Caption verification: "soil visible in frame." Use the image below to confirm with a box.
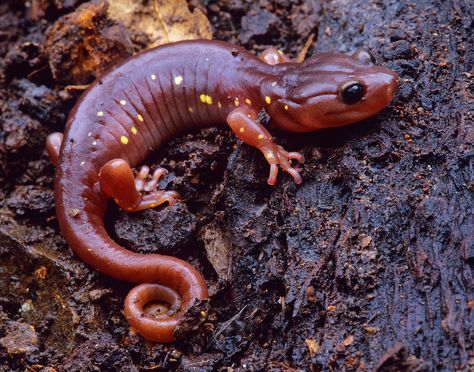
[0,0,473,371]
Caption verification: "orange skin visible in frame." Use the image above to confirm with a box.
[46,40,398,343]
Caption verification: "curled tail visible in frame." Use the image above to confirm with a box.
[56,184,208,342]
[123,260,208,342]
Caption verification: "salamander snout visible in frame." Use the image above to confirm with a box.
[386,70,399,101]
[365,67,399,111]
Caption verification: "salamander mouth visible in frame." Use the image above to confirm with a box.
[323,108,368,120]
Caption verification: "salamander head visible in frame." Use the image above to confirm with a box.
[265,49,398,132]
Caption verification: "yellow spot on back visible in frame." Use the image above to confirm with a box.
[174,75,183,85]
[120,100,126,105]
[284,104,289,110]
[151,74,157,80]
[277,50,283,55]
[120,136,129,144]
[265,96,272,104]
[234,98,240,107]
[245,98,251,105]
[97,111,104,117]
[131,126,138,134]
[199,94,213,105]
[258,134,264,139]
[239,127,245,133]
[266,152,274,159]
[137,114,144,122]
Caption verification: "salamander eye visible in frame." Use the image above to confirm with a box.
[340,81,365,104]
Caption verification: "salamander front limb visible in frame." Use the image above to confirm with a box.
[98,159,180,212]
[227,107,305,185]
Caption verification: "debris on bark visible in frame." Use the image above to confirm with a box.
[45,0,133,84]
[376,342,430,372]
[0,321,38,356]
[108,0,212,48]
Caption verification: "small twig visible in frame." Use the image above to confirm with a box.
[292,241,336,318]
[296,33,316,63]
[209,305,248,346]
[366,311,379,324]
[65,84,91,92]
[153,0,171,43]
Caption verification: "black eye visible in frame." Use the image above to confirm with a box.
[340,82,365,104]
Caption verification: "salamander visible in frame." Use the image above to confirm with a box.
[46,40,398,343]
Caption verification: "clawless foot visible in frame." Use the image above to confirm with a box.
[98,159,180,211]
[227,108,305,186]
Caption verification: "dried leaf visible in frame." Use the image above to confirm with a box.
[305,338,320,356]
[360,234,372,248]
[335,334,355,352]
[343,334,355,346]
[108,0,212,48]
[200,222,232,281]
[364,326,379,334]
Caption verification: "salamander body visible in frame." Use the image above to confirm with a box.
[47,40,398,342]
